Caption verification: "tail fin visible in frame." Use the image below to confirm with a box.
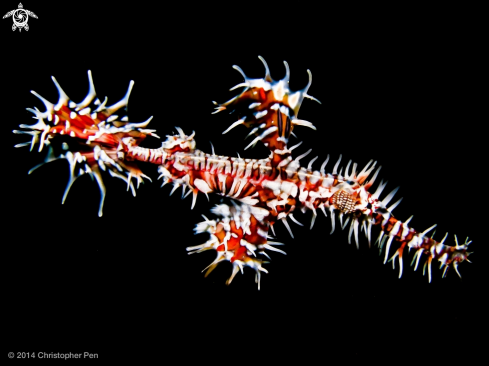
[372,214,472,282]
[317,157,472,282]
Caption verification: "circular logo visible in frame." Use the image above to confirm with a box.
[12,9,28,28]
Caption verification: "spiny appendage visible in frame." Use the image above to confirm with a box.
[214,56,320,166]
[372,214,472,282]
[336,158,473,282]
[187,203,285,290]
[282,154,473,282]
[13,71,157,216]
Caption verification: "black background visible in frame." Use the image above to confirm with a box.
[3,1,485,361]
